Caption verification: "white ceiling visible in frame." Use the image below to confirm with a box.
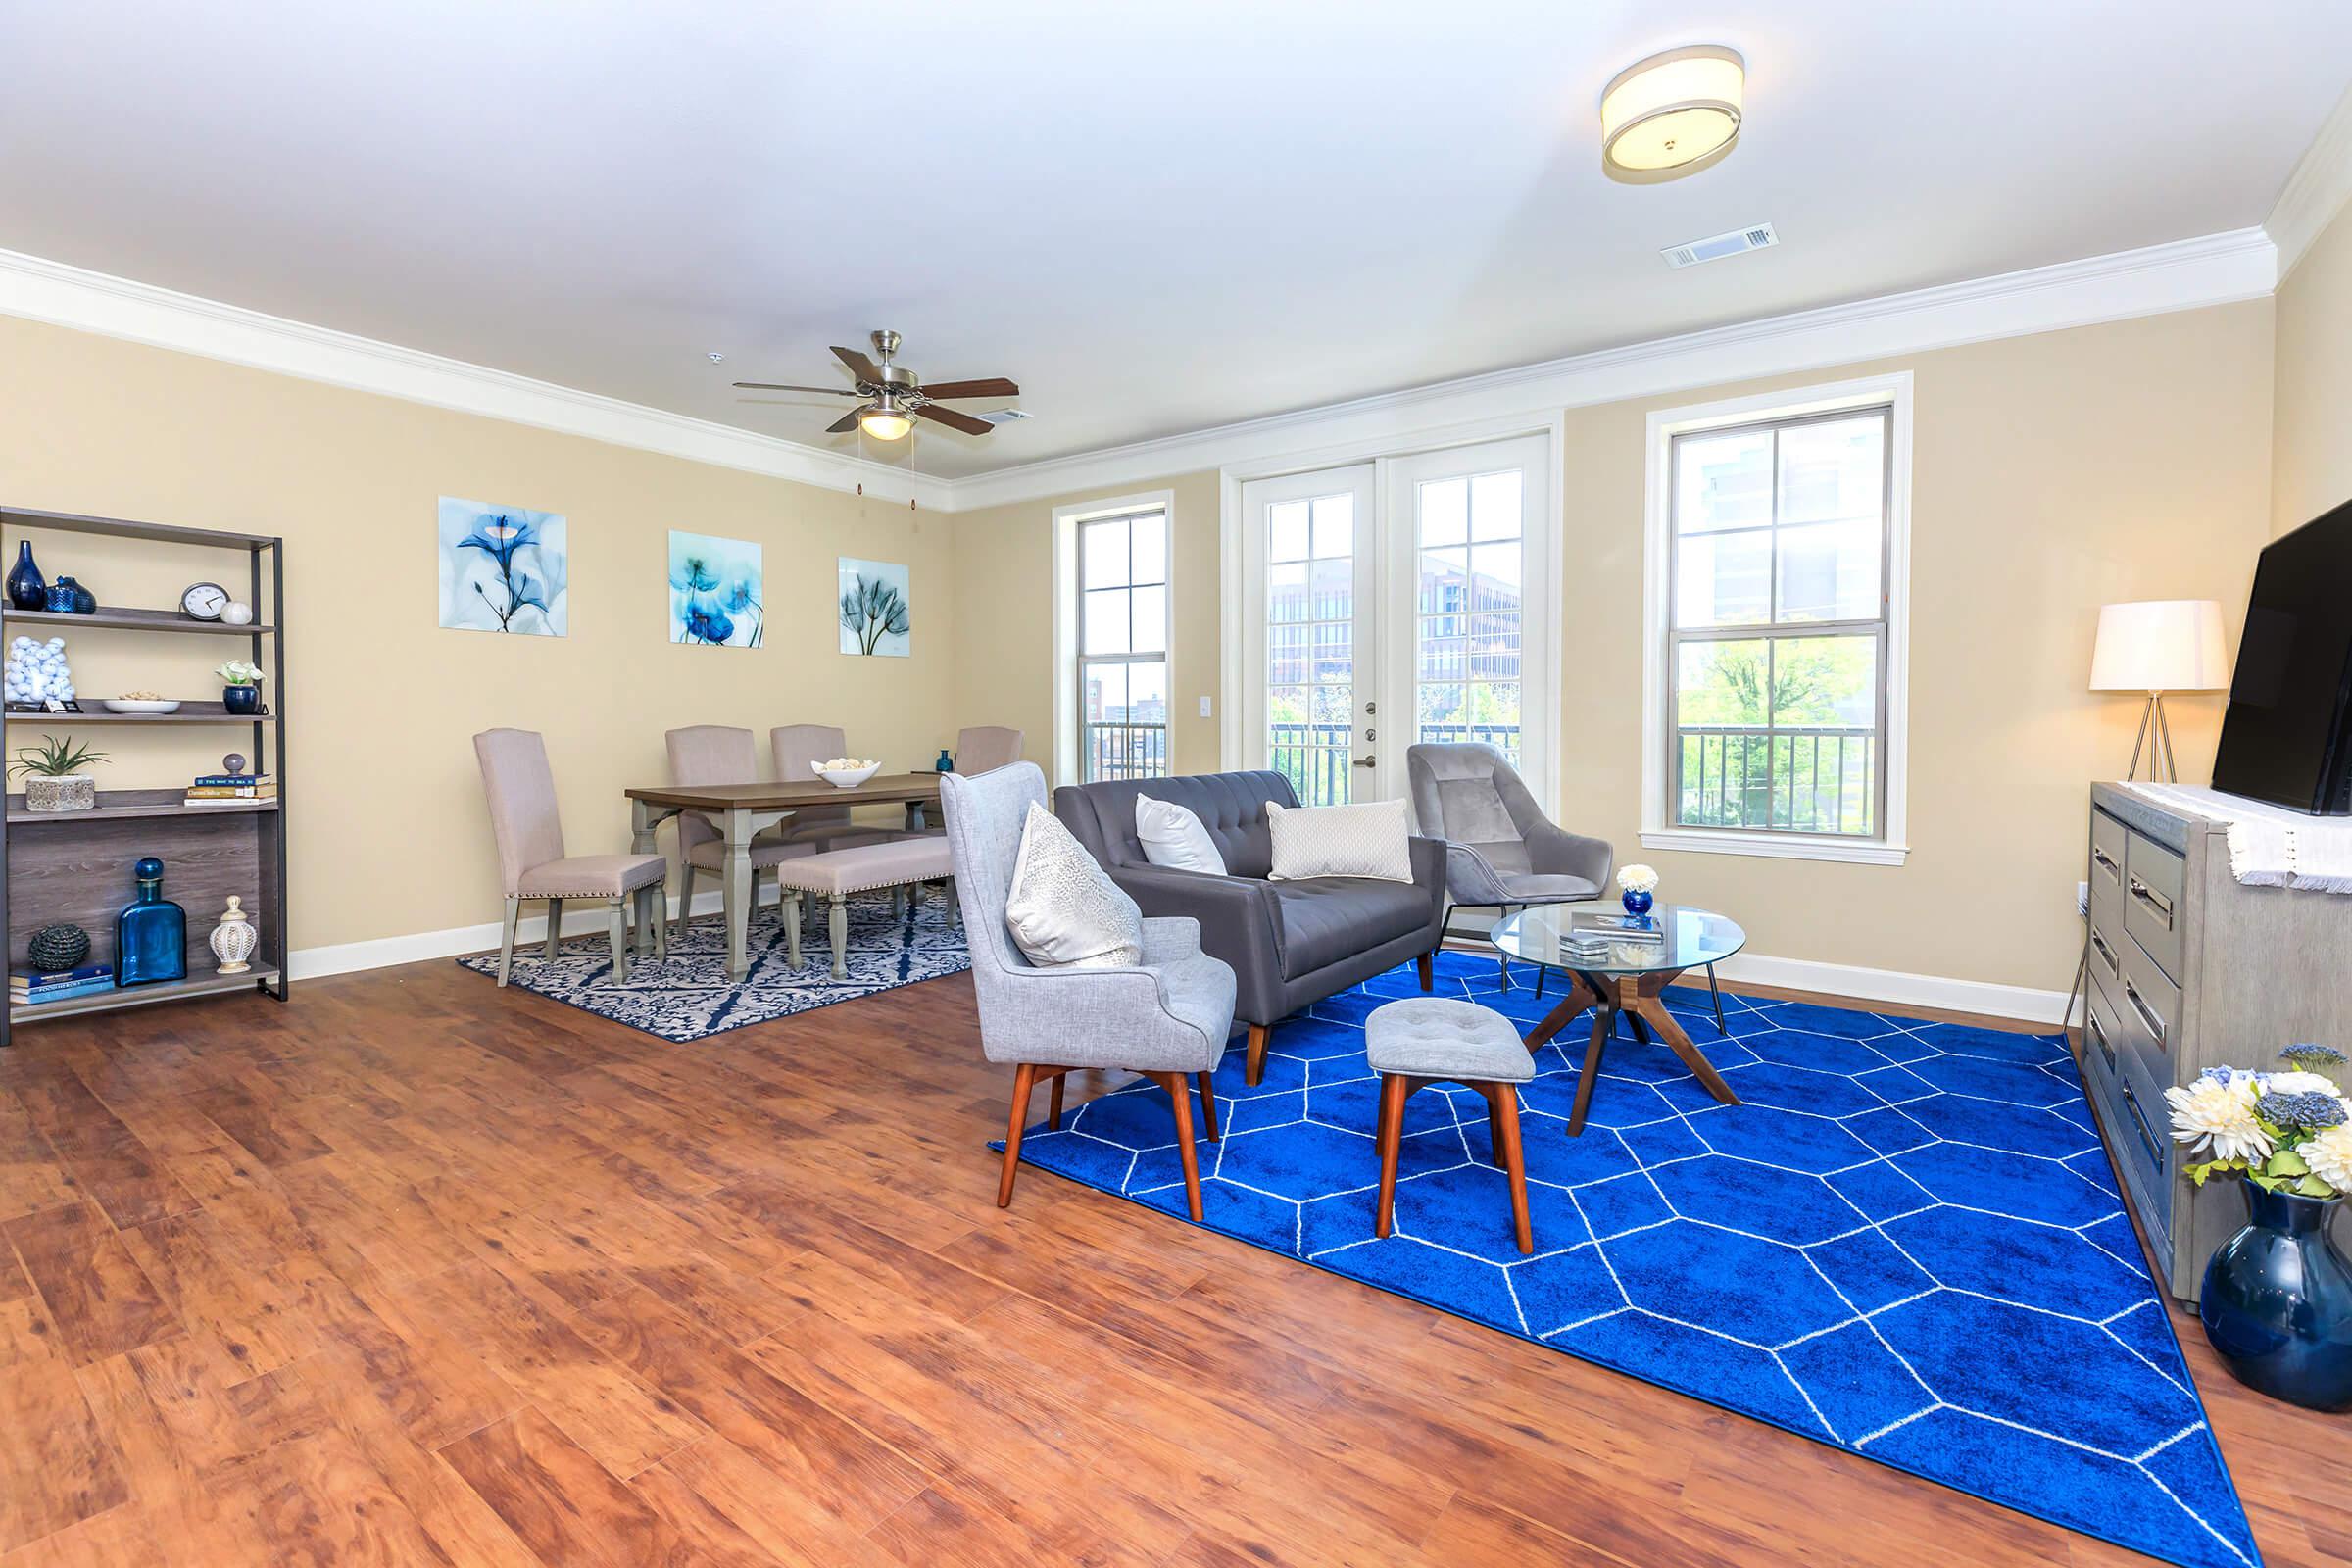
[2,1,2346,480]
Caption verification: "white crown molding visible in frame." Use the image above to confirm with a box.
[0,246,957,511]
[2269,81,2352,282]
[948,226,2278,510]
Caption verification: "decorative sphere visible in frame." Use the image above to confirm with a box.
[221,753,248,776]
[27,924,89,971]
[221,602,255,626]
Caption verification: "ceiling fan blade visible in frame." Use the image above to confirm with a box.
[914,403,994,436]
[825,412,863,434]
[733,381,859,396]
[830,344,882,382]
[916,377,1019,400]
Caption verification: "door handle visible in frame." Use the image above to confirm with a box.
[1351,757,1377,768]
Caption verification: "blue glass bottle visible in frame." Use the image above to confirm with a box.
[115,857,188,988]
[935,748,955,773]
[6,541,44,610]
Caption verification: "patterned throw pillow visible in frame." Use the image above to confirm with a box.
[1265,797,1414,883]
[1135,794,1228,875]
[1004,803,1145,967]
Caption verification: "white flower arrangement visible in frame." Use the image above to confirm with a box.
[1616,863,1660,895]
[2166,1045,2352,1199]
[215,659,264,686]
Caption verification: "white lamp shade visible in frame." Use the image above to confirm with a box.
[2088,600,2230,693]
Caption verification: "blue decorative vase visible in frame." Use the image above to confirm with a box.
[1622,888,1653,916]
[2200,1178,2352,1410]
[43,581,73,612]
[935,748,955,773]
[222,683,262,715]
[114,858,188,988]
[61,577,95,614]
[6,541,45,611]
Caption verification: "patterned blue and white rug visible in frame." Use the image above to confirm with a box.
[1004,949,2261,1568]
[456,895,968,1042]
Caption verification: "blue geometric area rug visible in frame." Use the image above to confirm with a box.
[1006,950,2261,1568]
[456,896,967,1043]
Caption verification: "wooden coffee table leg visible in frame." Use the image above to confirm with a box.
[1523,970,1602,1048]
[1568,1007,1612,1135]
[1628,979,1740,1106]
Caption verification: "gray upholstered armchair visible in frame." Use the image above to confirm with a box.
[1407,743,1612,989]
[940,762,1237,1220]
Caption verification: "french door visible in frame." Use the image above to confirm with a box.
[1240,435,1550,811]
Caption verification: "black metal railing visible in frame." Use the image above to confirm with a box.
[1266,721,1522,807]
[1083,722,1169,782]
[1675,727,1875,835]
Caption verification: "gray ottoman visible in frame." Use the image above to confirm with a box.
[1365,998,1536,1254]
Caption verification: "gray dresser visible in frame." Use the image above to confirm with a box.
[2082,783,2352,1301]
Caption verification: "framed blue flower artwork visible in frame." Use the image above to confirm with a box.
[668,531,763,648]
[438,497,567,635]
[838,557,910,657]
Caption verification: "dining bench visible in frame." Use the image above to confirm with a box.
[773,838,957,978]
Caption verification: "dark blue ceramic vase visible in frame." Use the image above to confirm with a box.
[2200,1178,2352,1410]
[6,541,44,610]
[935,748,955,773]
[1622,888,1653,916]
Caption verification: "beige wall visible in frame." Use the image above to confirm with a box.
[951,471,1224,779]
[954,302,2278,998]
[0,314,960,955]
[2274,198,2352,536]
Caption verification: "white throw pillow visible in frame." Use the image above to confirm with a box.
[1266,798,1414,883]
[1004,803,1145,967]
[1134,794,1228,876]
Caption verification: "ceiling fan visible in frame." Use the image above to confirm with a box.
[732,329,1018,441]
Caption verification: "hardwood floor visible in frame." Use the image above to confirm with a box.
[0,956,2342,1567]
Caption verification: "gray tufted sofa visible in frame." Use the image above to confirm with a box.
[1053,771,1446,1085]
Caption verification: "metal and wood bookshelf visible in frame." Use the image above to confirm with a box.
[0,505,288,1044]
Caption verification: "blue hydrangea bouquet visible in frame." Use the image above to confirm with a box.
[2167,1044,2352,1198]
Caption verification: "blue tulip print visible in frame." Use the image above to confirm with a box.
[437,497,568,635]
[667,531,763,648]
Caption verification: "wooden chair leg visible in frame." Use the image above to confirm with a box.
[543,898,563,959]
[1416,950,1434,990]
[1374,1074,1410,1238]
[1197,1071,1220,1142]
[1244,1022,1271,1086]
[998,1063,1040,1207]
[783,892,803,969]
[1048,1074,1065,1130]
[1482,1082,1504,1161]
[1152,1071,1205,1222]
[675,863,698,943]
[607,902,629,983]
[827,893,849,980]
[1493,1085,1533,1254]
[497,898,519,986]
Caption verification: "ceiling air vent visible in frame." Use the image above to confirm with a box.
[1662,221,1779,269]
[974,408,1032,425]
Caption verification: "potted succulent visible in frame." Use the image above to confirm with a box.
[216,659,265,715]
[2169,1044,2352,1410]
[8,735,107,812]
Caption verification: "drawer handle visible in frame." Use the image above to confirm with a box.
[2127,873,2174,929]
[2091,845,2121,878]
[2119,1076,2167,1169]
[2088,927,2118,978]
[2087,1008,2116,1072]
[2123,978,2168,1050]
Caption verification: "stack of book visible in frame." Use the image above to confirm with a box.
[11,964,115,1005]
[1558,911,1667,963]
[185,771,276,806]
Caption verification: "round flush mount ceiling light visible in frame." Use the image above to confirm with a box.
[1600,45,1744,183]
[858,397,913,441]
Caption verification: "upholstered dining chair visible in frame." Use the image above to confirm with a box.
[951,725,1024,774]
[664,725,806,942]
[769,724,902,853]
[940,761,1237,1221]
[473,728,667,986]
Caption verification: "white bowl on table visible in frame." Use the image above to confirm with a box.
[811,760,881,789]
[101,698,182,714]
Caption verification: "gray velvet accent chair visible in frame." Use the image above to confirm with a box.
[1053,771,1447,1087]
[473,728,666,986]
[940,762,1236,1220]
[1406,743,1612,993]
[663,725,807,942]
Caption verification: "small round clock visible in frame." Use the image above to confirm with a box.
[180,582,229,620]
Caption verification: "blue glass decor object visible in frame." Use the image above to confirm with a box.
[59,576,96,614]
[1622,888,1653,916]
[115,857,188,988]
[43,581,73,612]
[6,541,45,610]
[222,683,262,715]
[2200,1178,2352,1409]
[935,748,955,773]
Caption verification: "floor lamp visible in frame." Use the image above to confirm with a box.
[2067,598,2230,1030]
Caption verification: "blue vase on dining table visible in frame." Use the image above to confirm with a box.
[2200,1177,2352,1410]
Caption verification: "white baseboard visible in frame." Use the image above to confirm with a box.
[296,896,2068,1026]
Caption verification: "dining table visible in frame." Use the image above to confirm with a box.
[625,772,943,981]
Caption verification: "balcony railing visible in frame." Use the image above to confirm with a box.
[1083,722,1169,782]
[1675,727,1876,836]
[1267,721,1521,807]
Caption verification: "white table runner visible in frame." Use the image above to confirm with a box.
[2123,782,2352,894]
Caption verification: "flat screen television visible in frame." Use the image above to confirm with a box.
[2211,497,2352,814]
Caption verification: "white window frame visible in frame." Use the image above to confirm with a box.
[1053,489,1175,788]
[1640,373,1912,865]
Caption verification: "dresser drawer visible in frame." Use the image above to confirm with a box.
[2085,908,2127,999]
[2082,969,2127,1086]
[2089,808,2128,924]
[2098,989,2175,1233]
[2123,829,2184,981]
[2115,929,2180,1084]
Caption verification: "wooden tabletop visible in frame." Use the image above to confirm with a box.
[624,772,943,810]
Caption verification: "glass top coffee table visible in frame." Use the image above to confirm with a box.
[1490,901,1748,1135]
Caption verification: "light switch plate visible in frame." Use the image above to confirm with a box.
[1198,696,1213,718]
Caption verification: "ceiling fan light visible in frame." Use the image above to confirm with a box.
[858,404,913,441]
[1600,45,1743,181]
